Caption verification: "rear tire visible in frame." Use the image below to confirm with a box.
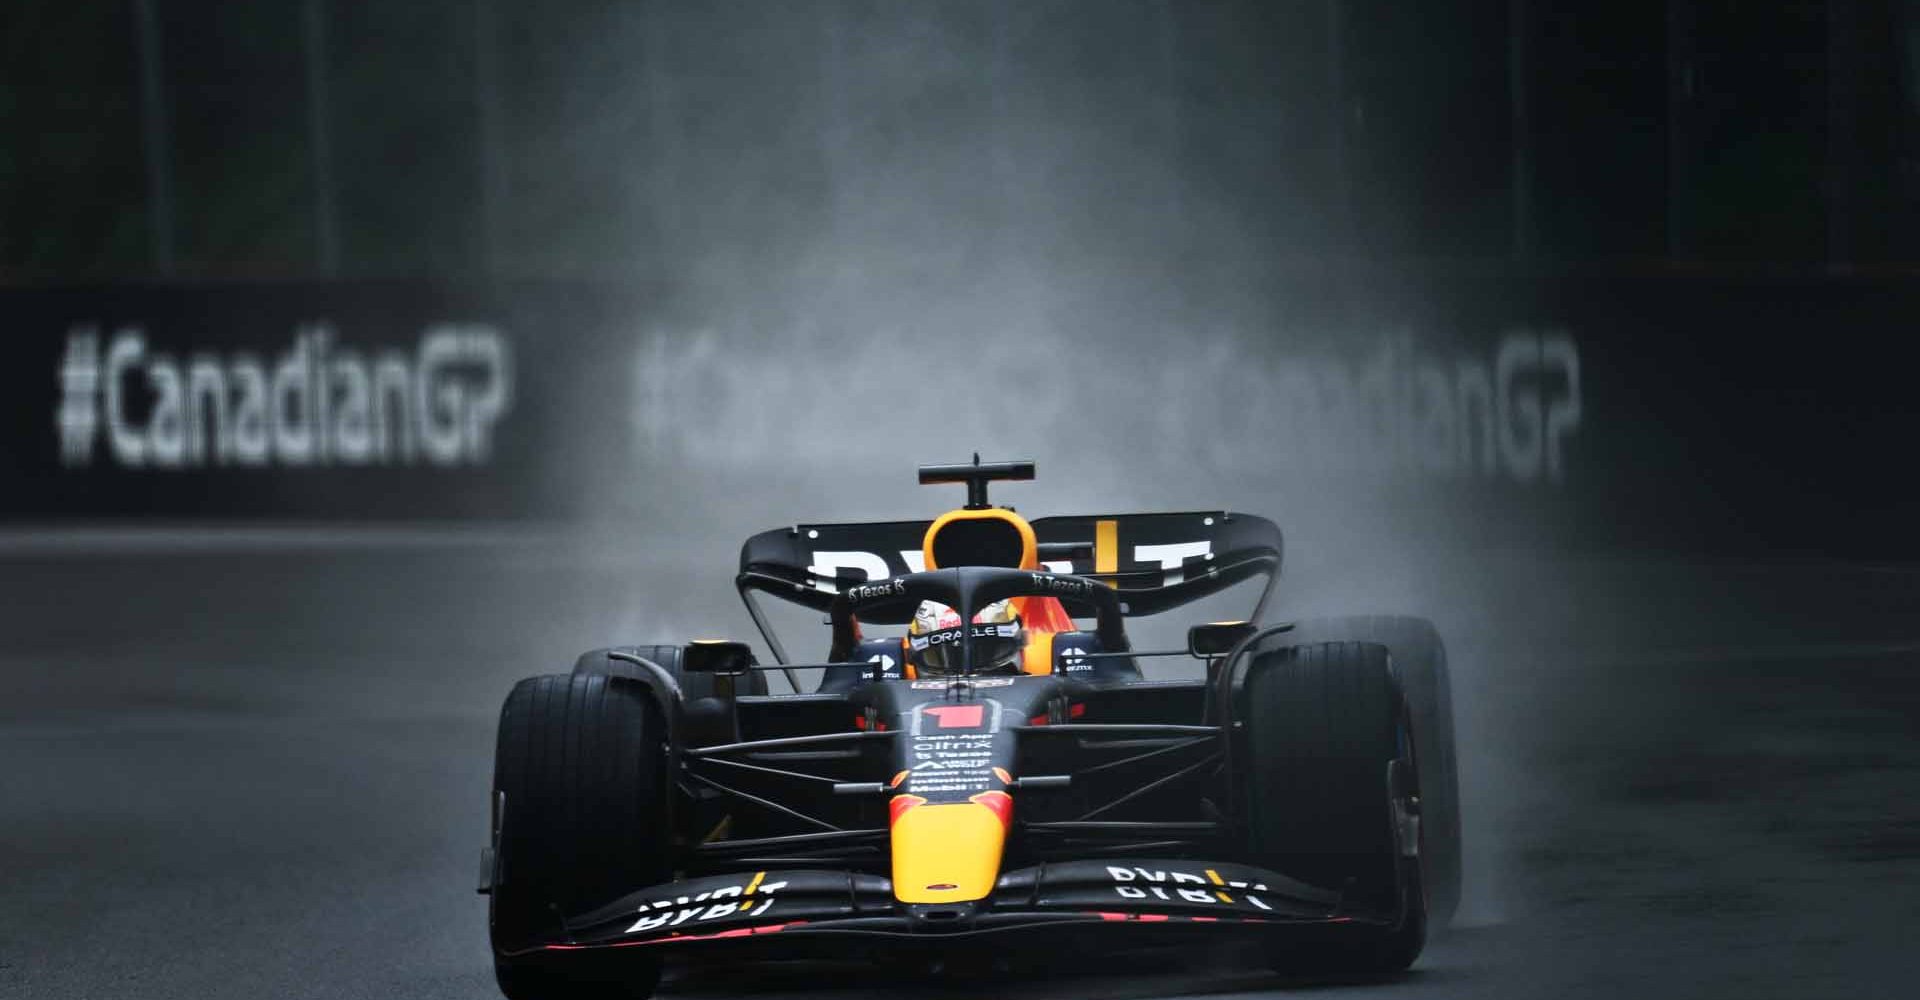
[1239,641,1425,974]
[489,673,671,999]
[1276,616,1460,925]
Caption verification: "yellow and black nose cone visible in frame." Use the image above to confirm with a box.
[888,791,1012,903]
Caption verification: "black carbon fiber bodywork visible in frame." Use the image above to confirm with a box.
[501,859,1373,959]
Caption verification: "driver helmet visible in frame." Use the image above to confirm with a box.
[906,599,1024,676]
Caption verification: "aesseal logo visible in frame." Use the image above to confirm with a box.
[55,323,512,469]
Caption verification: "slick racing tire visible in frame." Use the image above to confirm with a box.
[1238,641,1426,974]
[1274,616,1460,925]
[489,674,671,999]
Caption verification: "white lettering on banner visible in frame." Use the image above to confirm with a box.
[1539,334,1582,481]
[1175,330,1583,483]
[55,329,102,467]
[56,324,513,470]
[103,332,146,466]
[629,328,1582,485]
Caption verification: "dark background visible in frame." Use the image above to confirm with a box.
[11,1,1920,274]
[7,0,1919,555]
[2,3,1917,999]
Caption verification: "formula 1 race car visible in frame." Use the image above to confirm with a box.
[479,458,1461,998]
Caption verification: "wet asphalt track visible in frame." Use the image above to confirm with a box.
[3,532,1916,999]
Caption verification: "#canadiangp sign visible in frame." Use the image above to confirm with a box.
[630,325,1582,485]
[54,323,513,470]
[0,280,538,521]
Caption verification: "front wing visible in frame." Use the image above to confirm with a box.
[500,859,1386,959]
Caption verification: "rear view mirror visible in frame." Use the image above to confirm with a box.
[1188,621,1258,658]
[682,640,754,675]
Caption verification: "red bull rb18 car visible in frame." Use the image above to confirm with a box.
[479,458,1461,998]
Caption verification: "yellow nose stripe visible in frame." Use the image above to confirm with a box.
[890,802,1006,903]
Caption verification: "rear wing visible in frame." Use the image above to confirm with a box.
[737,510,1283,624]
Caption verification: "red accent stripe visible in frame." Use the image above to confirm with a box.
[1017,595,1080,634]
[540,921,807,950]
[1066,912,1355,927]
[889,793,927,824]
[969,790,1014,828]
[1028,714,1048,726]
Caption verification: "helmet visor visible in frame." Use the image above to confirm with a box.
[911,620,1022,675]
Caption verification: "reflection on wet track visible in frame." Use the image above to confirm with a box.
[2,537,1914,999]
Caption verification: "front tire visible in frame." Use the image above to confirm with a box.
[489,673,671,999]
[1276,616,1460,924]
[1238,641,1426,974]
[574,644,760,749]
